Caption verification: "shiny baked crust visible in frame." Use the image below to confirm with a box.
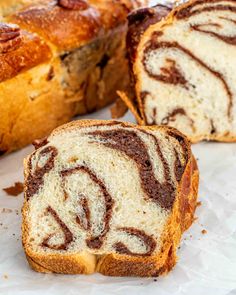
[22,119,199,276]
[0,0,147,154]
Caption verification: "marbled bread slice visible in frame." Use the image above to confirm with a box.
[23,119,199,276]
[123,0,236,142]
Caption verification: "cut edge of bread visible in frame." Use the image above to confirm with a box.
[126,0,236,143]
[118,91,236,143]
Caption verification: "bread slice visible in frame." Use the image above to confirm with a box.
[22,119,199,277]
[122,0,236,142]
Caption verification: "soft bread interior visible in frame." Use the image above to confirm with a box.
[24,122,188,258]
[137,0,236,140]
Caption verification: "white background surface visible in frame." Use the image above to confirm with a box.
[0,108,236,295]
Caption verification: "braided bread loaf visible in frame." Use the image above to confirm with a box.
[0,0,146,154]
[23,120,198,276]
[122,0,236,142]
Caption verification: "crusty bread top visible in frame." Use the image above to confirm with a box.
[0,29,51,83]
[0,0,147,83]
[8,0,146,51]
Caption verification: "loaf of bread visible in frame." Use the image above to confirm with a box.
[22,119,199,276]
[121,0,236,142]
[0,0,146,154]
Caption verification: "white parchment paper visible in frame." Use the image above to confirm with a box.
[0,108,236,295]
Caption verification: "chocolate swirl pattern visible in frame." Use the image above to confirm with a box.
[26,146,58,200]
[88,128,177,210]
[113,227,156,256]
[41,206,73,251]
[75,194,91,231]
[161,108,195,132]
[23,121,198,276]
[128,0,236,142]
[61,165,114,249]
[190,22,236,45]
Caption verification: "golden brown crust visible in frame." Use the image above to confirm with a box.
[0,38,130,153]
[0,0,147,154]
[22,119,199,277]
[97,251,171,277]
[110,97,128,119]
[0,58,77,153]
[9,4,102,52]
[26,254,52,274]
[9,0,143,52]
[0,30,51,83]
[2,0,146,79]
[25,252,96,274]
[179,155,199,231]
[117,91,146,125]
[188,134,236,143]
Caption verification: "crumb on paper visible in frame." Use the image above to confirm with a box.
[3,182,24,197]
[3,274,8,279]
[201,229,207,235]
[68,156,79,163]
[1,208,13,213]
[197,201,202,207]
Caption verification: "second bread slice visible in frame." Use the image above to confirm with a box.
[124,0,236,142]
